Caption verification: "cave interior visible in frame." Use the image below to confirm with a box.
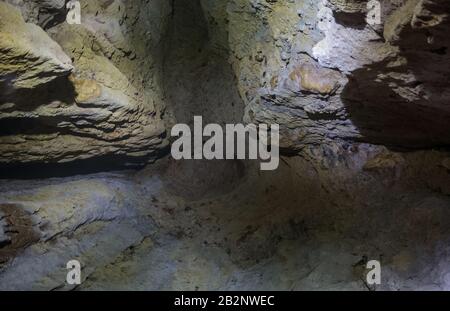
[0,0,449,291]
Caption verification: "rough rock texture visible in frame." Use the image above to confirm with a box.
[0,1,170,167]
[0,172,157,290]
[0,2,72,90]
[212,0,450,149]
[163,0,244,127]
[0,147,449,290]
[0,0,450,291]
[2,0,449,164]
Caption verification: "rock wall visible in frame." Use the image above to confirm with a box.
[163,0,244,127]
[1,0,449,168]
[201,0,450,150]
[0,0,171,168]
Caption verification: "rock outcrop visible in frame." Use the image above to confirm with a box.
[0,173,158,290]
[0,2,72,90]
[0,1,170,168]
[201,0,450,150]
[1,0,449,167]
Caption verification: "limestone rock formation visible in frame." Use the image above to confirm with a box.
[0,2,72,90]
[218,0,450,149]
[0,173,157,290]
[1,0,449,166]
[0,1,170,168]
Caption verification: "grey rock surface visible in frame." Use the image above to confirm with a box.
[0,146,449,290]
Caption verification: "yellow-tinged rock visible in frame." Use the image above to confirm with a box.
[0,2,72,89]
[69,75,102,103]
[289,63,341,95]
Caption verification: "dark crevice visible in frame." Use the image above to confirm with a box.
[333,11,367,30]
[0,145,170,180]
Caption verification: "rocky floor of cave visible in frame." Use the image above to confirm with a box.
[1,151,450,290]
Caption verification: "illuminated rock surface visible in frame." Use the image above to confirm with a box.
[0,1,169,166]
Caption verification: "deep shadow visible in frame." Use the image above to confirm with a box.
[333,11,367,30]
[0,75,76,112]
[163,0,244,126]
[0,146,171,180]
